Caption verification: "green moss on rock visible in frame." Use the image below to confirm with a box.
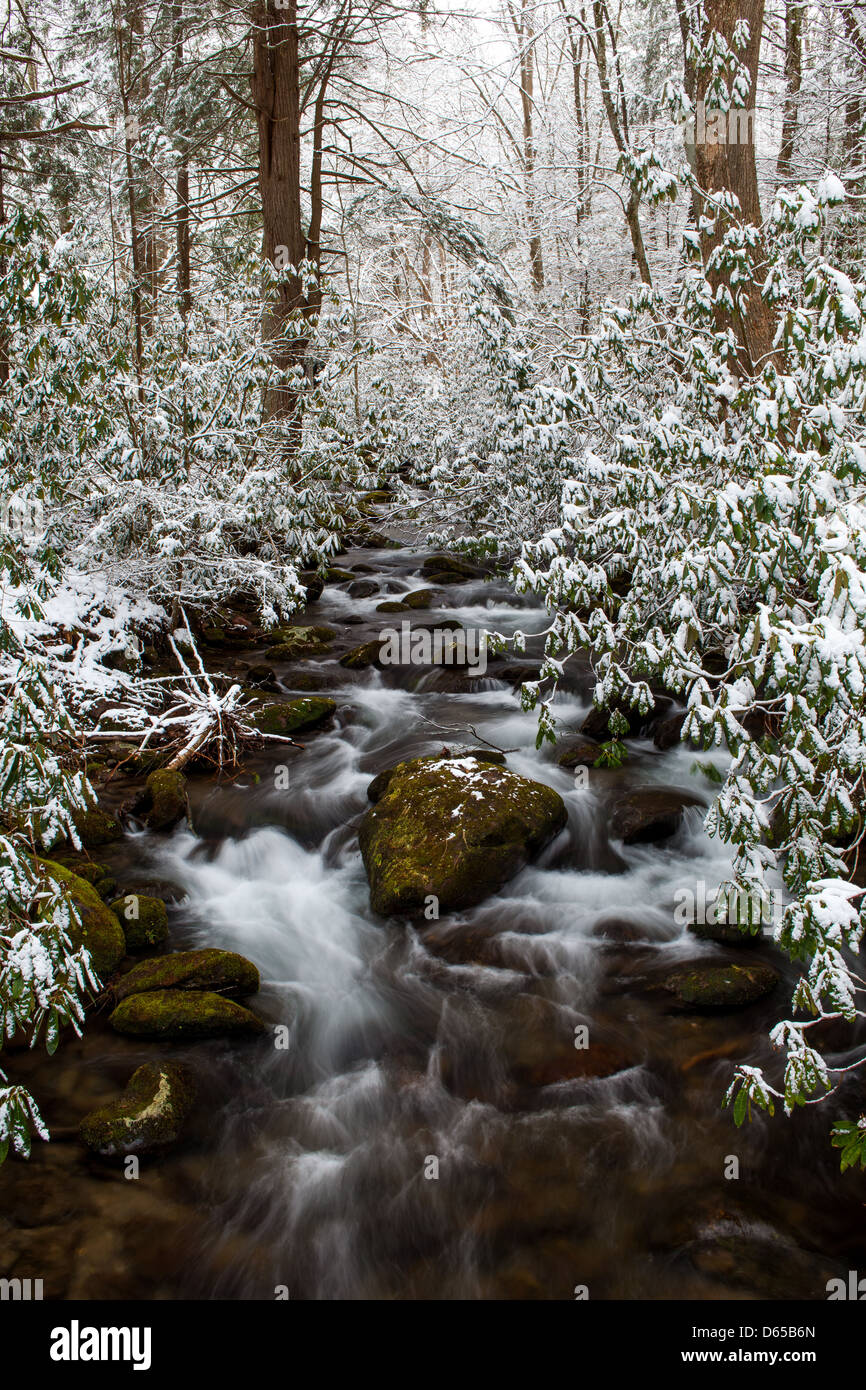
[109,988,264,1039]
[109,893,169,952]
[36,859,125,979]
[252,697,336,736]
[339,640,384,669]
[114,947,260,1002]
[664,961,779,1008]
[359,755,567,915]
[72,806,122,847]
[263,625,336,661]
[78,1061,195,1155]
[137,769,189,832]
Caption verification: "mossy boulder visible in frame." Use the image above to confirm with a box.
[72,806,122,848]
[326,567,355,583]
[78,1061,195,1156]
[109,988,264,1039]
[421,554,483,579]
[245,664,277,689]
[339,640,385,669]
[114,948,260,1003]
[51,853,117,901]
[136,769,189,832]
[252,697,336,737]
[609,788,703,844]
[403,589,433,610]
[36,859,125,979]
[376,600,409,613]
[359,755,567,915]
[109,893,169,953]
[263,625,336,661]
[664,961,780,1008]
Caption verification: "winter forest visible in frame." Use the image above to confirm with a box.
[1,0,866,1306]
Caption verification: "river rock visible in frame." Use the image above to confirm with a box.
[36,859,125,979]
[298,570,325,602]
[421,554,484,580]
[135,769,189,832]
[78,1061,195,1156]
[609,788,703,844]
[376,600,409,613]
[653,710,689,750]
[252,697,336,736]
[663,961,780,1008]
[245,664,277,689]
[326,567,355,583]
[113,948,260,1002]
[264,625,336,660]
[557,738,599,770]
[348,579,378,599]
[109,989,264,1039]
[403,589,433,609]
[581,694,671,741]
[358,755,567,915]
[109,893,169,952]
[339,640,385,669]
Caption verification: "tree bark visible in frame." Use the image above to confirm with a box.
[251,0,309,428]
[777,0,802,180]
[692,0,778,372]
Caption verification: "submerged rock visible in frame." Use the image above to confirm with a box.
[252,697,336,736]
[359,755,567,915]
[79,1061,195,1156]
[114,948,260,1002]
[663,961,780,1008]
[110,893,169,952]
[36,859,125,979]
[609,788,702,844]
[109,988,264,1039]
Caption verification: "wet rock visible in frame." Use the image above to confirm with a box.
[403,589,433,609]
[653,711,689,751]
[135,769,189,832]
[298,571,325,602]
[284,670,337,692]
[376,600,409,613]
[114,948,260,1002]
[78,1061,195,1156]
[421,553,484,580]
[348,579,378,599]
[359,755,567,915]
[109,988,264,1039]
[109,893,169,952]
[609,788,702,844]
[252,696,336,736]
[663,961,780,1008]
[499,996,635,1089]
[326,567,355,583]
[557,738,599,770]
[688,1232,840,1299]
[72,805,122,848]
[339,640,385,669]
[263,625,336,661]
[498,664,541,686]
[51,853,117,901]
[35,859,125,979]
[245,664,277,689]
[687,919,763,946]
[581,695,671,741]
[425,571,469,586]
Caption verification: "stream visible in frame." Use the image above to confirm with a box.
[4,516,866,1301]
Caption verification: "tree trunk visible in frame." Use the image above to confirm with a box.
[777,0,802,180]
[692,0,778,372]
[251,0,309,429]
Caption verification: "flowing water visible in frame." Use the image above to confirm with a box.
[4,526,866,1301]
